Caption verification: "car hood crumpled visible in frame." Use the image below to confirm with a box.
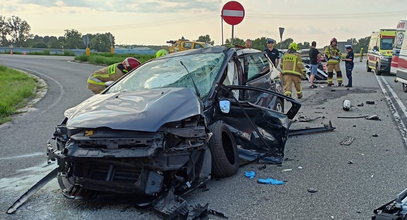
[65,88,201,132]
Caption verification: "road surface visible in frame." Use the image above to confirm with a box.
[0,54,406,219]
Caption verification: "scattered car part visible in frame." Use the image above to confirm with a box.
[307,188,318,193]
[340,136,355,146]
[6,167,58,214]
[288,121,335,136]
[257,178,285,185]
[343,100,351,111]
[337,115,369,119]
[366,101,376,105]
[372,188,407,220]
[366,114,381,120]
[244,171,256,179]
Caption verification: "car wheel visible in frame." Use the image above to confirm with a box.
[403,83,407,93]
[274,98,284,113]
[208,121,239,178]
[366,61,371,72]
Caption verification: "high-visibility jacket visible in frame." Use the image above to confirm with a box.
[87,63,128,94]
[325,46,341,64]
[281,52,305,77]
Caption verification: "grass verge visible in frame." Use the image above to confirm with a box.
[75,53,155,66]
[0,65,37,124]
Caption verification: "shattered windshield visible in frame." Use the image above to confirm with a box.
[107,52,225,97]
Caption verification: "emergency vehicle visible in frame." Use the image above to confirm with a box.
[395,27,407,92]
[391,20,407,74]
[366,29,396,75]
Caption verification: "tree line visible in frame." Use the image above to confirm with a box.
[0,15,115,52]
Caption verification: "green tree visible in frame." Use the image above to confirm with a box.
[252,37,268,50]
[64,29,83,49]
[275,38,293,49]
[48,36,61,48]
[0,16,10,47]
[90,33,111,52]
[7,16,32,47]
[197,34,214,45]
[225,37,244,47]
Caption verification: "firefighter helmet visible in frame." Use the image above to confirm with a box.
[122,57,140,71]
[330,37,338,44]
[155,49,168,58]
[288,42,299,51]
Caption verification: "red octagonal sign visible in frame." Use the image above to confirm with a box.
[221,1,245,26]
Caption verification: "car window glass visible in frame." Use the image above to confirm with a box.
[380,38,394,50]
[194,44,203,49]
[107,53,225,98]
[183,42,192,49]
[246,53,270,81]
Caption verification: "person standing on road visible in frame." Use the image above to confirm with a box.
[342,45,354,87]
[309,41,320,88]
[281,43,306,99]
[87,57,140,94]
[264,38,280,67]
[324,37,343,86]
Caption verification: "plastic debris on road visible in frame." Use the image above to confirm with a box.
[340,136,355,146]
[244,171,256,179]
[257,178,285,185]
[366,114,381,121]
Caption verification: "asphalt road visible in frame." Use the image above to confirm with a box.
[1,55,407,220]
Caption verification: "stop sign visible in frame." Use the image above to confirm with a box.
[221,1,245,26]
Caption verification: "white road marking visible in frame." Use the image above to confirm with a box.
[12,66,65,115]
[0,152,44,160]
[375,75,407,147]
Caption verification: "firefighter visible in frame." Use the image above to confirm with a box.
[281,42,305,99]
[87,57,140,94]
[325,37,342,86]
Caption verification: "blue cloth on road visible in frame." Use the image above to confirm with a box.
[244,171,256,179]
[257,178,285,185]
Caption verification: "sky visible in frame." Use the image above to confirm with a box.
[1,0,407,47]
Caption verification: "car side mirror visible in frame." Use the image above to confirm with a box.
[105,81,114,87]
[219,100,231,113]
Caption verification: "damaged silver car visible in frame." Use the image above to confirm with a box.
[46,46,300,217]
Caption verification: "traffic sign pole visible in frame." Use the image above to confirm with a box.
[221,1,244,46]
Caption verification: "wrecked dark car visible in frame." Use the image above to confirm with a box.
[46,46,300,217]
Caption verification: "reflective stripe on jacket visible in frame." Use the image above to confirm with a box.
[325,46,341,64]
[281,52,305,76]
[87,63,127,86]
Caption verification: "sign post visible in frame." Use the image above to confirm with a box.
[221,1,245,46]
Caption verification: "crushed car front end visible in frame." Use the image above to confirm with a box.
[47,88,211,199]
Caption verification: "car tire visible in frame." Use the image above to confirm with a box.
[208,121,239,178]
[366,61,372,72]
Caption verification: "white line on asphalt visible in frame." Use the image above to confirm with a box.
[375,75,407,147]
[0,152,44,160]
[380,75,407,115]
[13,67,65,115]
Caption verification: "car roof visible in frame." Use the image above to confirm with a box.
[236,48,262,56]
[157,46,234,59]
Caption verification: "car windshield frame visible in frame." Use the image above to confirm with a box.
[107,52,226,99]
